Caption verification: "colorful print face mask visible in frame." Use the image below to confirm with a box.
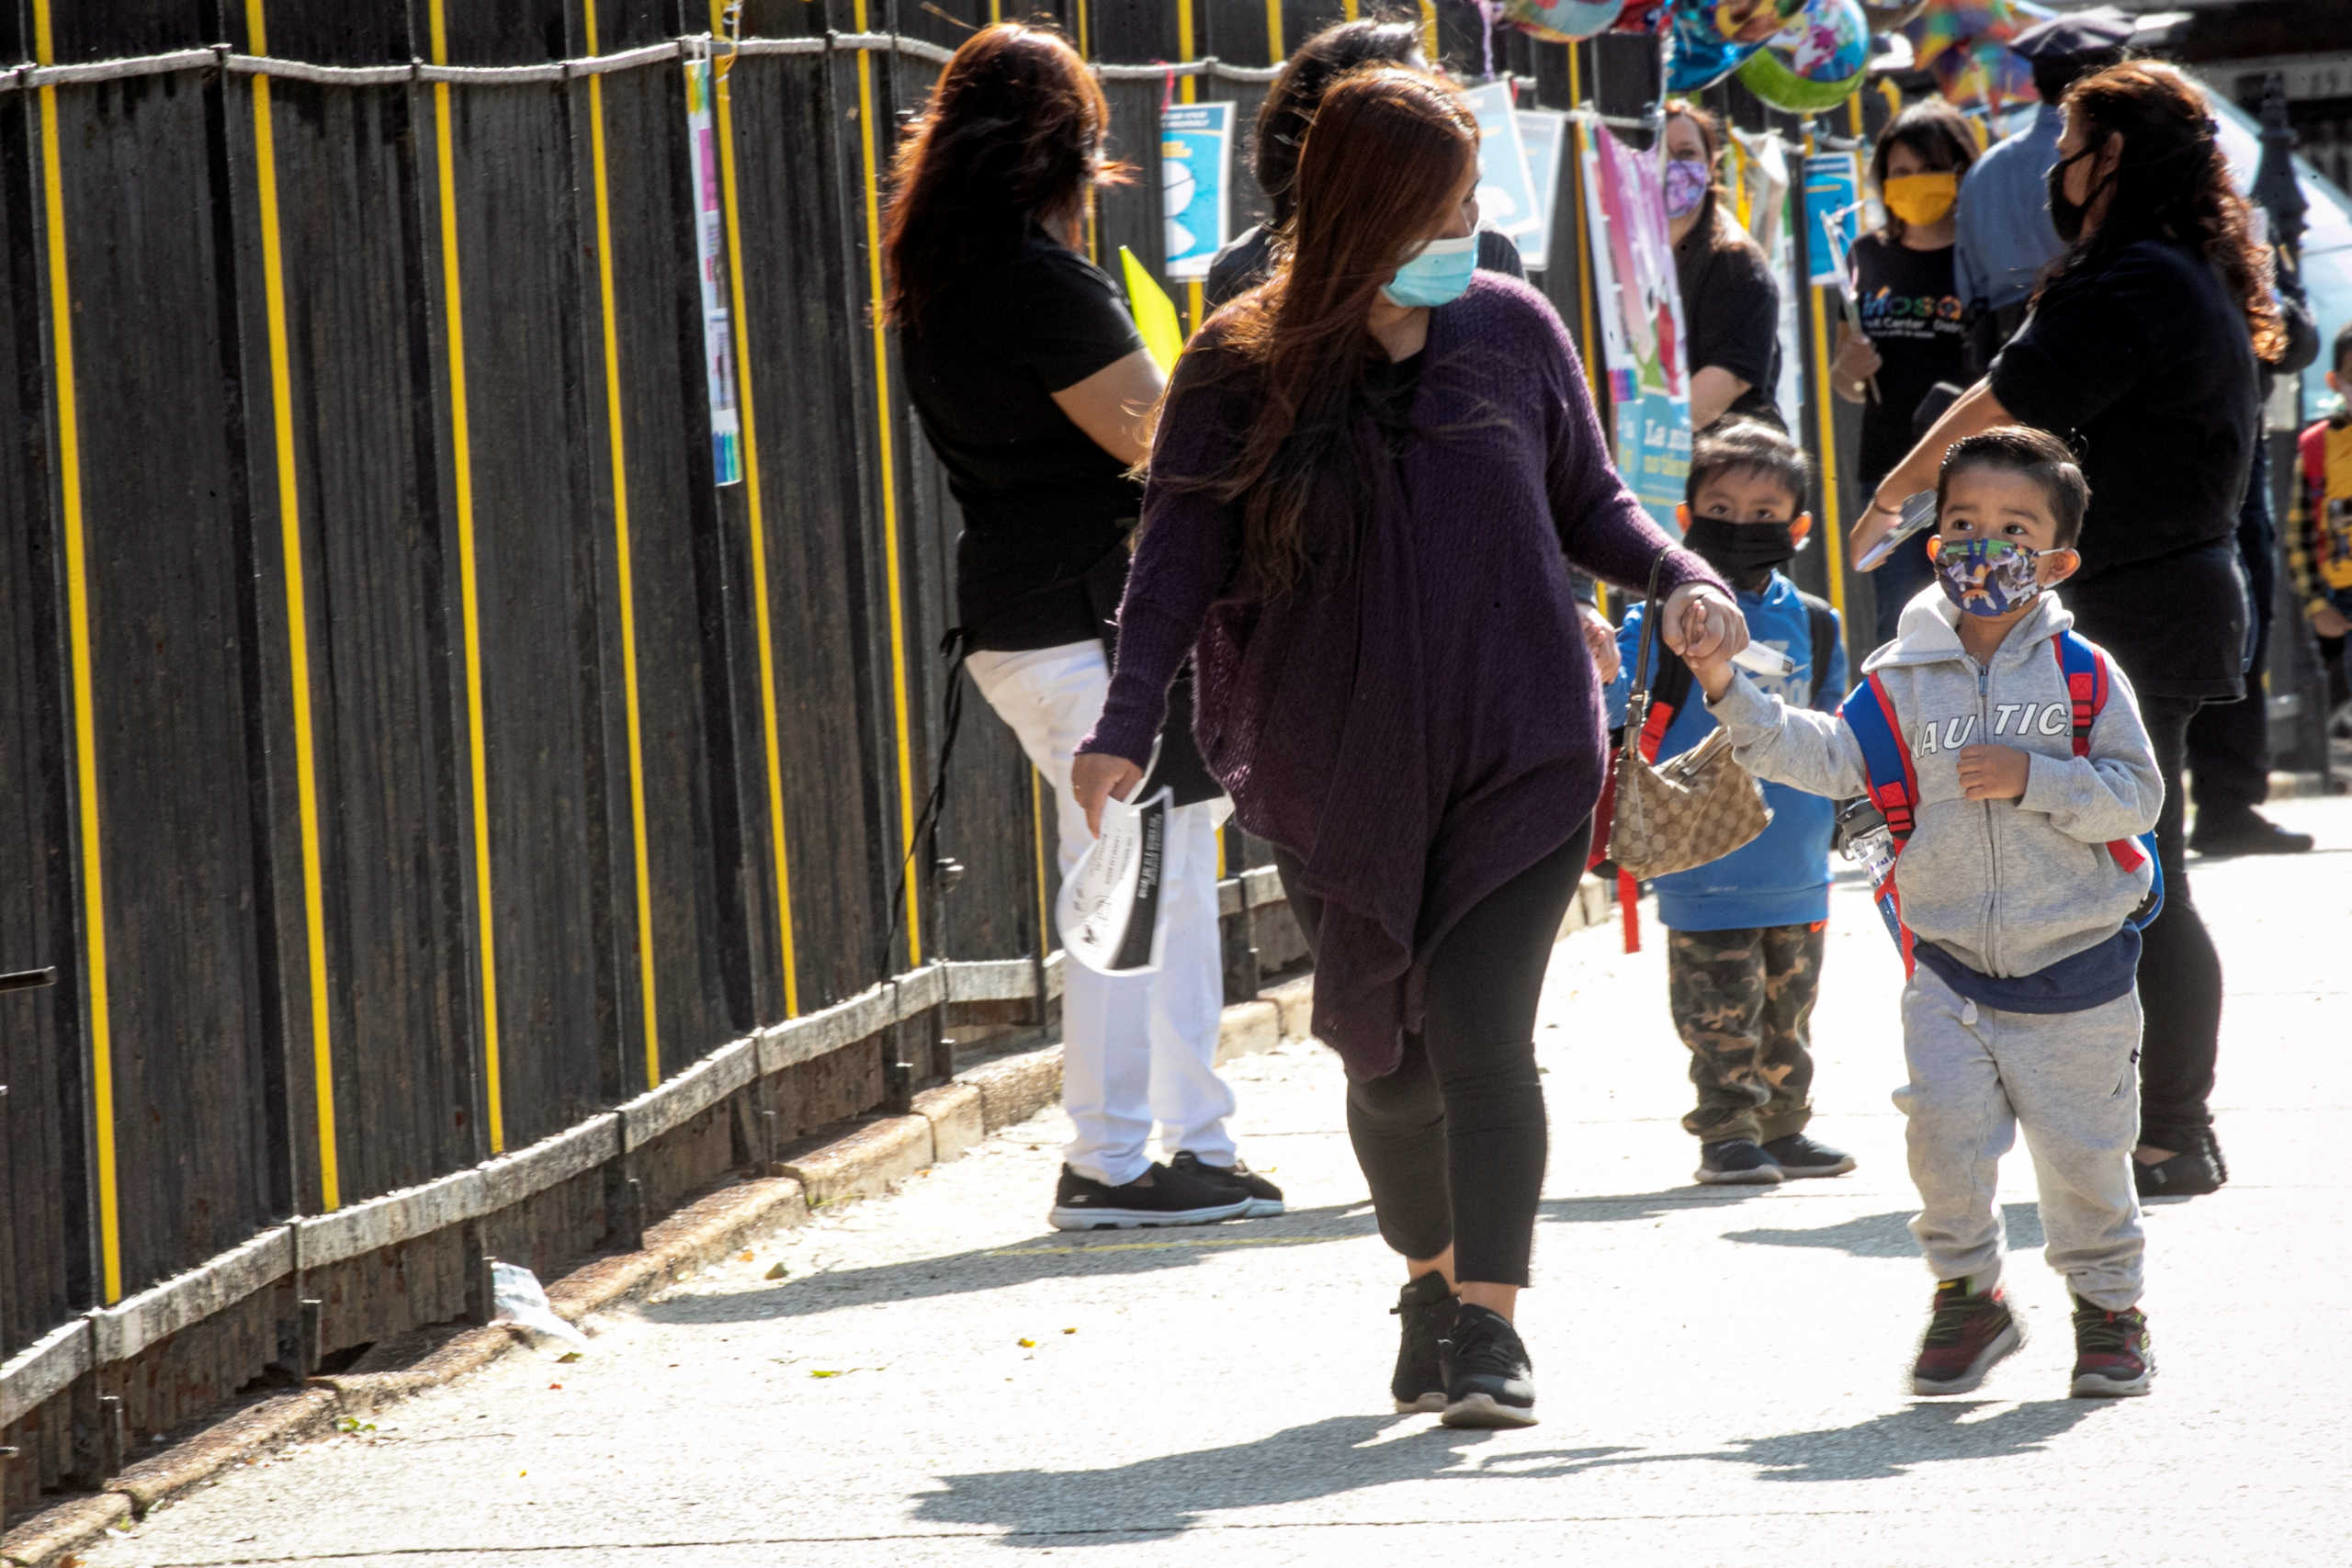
[1931,536,2054,618]
[1663,158,1713,220]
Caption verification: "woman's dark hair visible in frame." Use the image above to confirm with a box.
[881,23,1128,325]
[1152,67,1478,599]
[2052,61,2284,364]
[1253,17,1425,227]
[1663,99,1747,254]
[1937,425,2090,549]
[1869,100,1977,243]
[1687,420,1812,510]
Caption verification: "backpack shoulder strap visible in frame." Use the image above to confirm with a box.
[2052,630,2107,759]
[1838,671,1918,843]
[1800,592,1838,706]
[1644,646,1695,760]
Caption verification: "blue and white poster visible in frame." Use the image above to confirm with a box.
[1159,102,1232,281]
[1462,81,1543,241]
[1803,150,1861,288]
[1513,108,1568,272]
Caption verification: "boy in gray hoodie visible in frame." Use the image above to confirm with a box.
[1687,428,2162,1399]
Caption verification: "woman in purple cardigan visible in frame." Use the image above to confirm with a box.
[1073,68,1743,1428]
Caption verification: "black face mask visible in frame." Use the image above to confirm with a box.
[1681,515,1796,588]
[2046,144,2104,245]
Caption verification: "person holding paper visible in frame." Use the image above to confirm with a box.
[1849,62,2282,1201]
[1832,101,1978,647]
[885,23,1280,1233]
[1074,67,1741,1427]
[1666,100,1785,434]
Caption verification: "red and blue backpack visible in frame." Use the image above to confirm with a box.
[1839,629,2163,974]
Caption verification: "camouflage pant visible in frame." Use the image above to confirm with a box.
[1666,923,1826,1144]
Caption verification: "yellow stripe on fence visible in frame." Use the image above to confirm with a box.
[427,0,504,1153]
[583,2,663,1089]
[707,1,801,1015]
[851,0,925,971]
[34,0,120,1304]
[247,0,341,1207]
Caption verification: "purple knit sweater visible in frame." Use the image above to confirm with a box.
[1080,275,1721,1077]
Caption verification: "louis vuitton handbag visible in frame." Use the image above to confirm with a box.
[1606,556,1770,881]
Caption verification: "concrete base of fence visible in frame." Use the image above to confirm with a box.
[1,877,1619,1568]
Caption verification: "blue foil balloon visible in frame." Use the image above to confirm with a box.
[1736,0,1871,113]
[1503,0,1627,42]
[1665,2,1767,92]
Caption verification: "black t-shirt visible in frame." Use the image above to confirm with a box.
[1849,232,1966,489]
[900,231,1148,649]
[1203,224,1527,313]
[1675,202,1784,431]
[1989,238,2258,699]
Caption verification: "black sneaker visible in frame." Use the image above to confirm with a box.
[1910,1279,2022,1395]
[1439,1303,1537,1428]
[2133,1143,2223,1199]
[1761,1133,1856,1179]
[1047,1162,1250,1231]
[2190,810,2313,857]
[1168,1151,1285,1218]
[1695,1137,1784,1186]
[1389,1270,1457,1414]
[2069,1295,2154,1397]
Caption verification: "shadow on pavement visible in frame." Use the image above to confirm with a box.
[1722,1202,2045,1258]
[910,1398,2118,1541]
[640,1190,1788,1325]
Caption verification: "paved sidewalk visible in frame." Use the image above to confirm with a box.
[79,799,2352,1568]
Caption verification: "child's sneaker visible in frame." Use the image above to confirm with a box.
[1439,1303,1538,1428]
[2069,1296,2154,1397]
[1761,1133,1856,1178]
[1910,1279,2022,1395]
[1388,1270,1457,1414]
[1695,1137,1784,1185]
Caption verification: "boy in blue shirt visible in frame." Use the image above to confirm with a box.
[1608,422,1856,1186]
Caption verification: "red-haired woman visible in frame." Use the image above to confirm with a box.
[1073,67,1744,1427]
[887,24,1279,1234]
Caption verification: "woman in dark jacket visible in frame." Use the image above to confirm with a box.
[1074,68,1743,1428]
[1853,61,2283,1201]
[1665,100,1783,433]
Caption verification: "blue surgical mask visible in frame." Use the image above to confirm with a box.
[1381,233,1478,308]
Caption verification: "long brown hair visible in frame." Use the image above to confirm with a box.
[2053,61,2284,363]
[1158,66,1477,599]
[880,24,1128,326]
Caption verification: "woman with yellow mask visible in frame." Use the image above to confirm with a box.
[1833,101,1979,645]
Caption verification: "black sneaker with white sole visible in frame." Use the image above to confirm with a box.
[1168,1151,1285,1218]
[1440,1303,1538,1428]
[1695,1137,1784,1185]
[1761,1133,1856,1178]
[1047,1162,1251,1231]
[1389,1270,1457,1414]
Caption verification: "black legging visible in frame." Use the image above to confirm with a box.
[2135,694,2224,1153]
[1274,821,1589,1287]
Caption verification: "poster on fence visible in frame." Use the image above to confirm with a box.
[684,56,743,486]
[1160,102,1232,281]
[1579,121,1690,531]
[1461,81,1543,242]
[1803,150,1862,290]
[1512,108,1568,271]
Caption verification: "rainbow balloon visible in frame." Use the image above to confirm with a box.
[1736,0,1872,113]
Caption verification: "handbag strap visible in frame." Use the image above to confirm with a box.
[1622,553,1673,763]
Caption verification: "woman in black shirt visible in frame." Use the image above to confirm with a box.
[1666,101,1783,434]
[1833,102,1977,645]
[1852,62,2284,1200]
[886,23,1278,1230]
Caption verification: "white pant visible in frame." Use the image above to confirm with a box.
[966,640,1238,1186]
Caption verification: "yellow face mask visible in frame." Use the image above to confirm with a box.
[1883,171,1959,228]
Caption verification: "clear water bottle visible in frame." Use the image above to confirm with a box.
[1835,796,1898,889]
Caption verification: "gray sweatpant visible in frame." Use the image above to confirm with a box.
[1894,964,2145,1312]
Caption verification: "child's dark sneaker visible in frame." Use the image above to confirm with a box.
[1047,1162,1250,1231]
[1388,1270,1457,1414]
[1439,1303,1538,1428]
[1761,1133,1856,1178]
[1168,1151,1285,1217]
[2069,1296,2154,1397]
[1910,1279,2022,1395]
[1695,1137,1785,1185]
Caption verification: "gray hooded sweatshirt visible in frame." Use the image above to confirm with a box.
[1705,587,2162,980]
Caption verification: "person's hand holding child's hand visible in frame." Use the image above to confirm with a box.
[1661,583,1747,703]
[1956,744,2030,801]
